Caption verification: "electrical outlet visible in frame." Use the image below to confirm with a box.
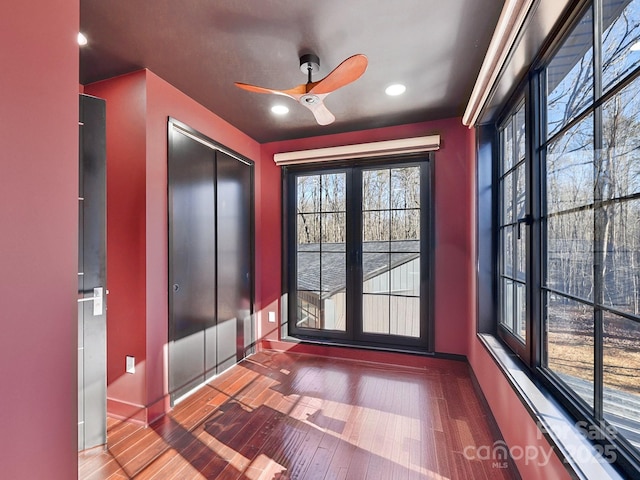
[126,356,135,374]
[268,311,276,323]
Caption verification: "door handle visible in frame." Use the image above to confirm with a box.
[517,214,532,240]
[77,287,104,316]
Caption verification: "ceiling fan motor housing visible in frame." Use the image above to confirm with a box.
[300,53,320,75]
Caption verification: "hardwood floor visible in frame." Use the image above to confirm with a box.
[79,350,519,479]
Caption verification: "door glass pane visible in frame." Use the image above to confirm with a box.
[297,213,320,244]
[363,166,421,338]
[603,311,640,450]
[295,173,346,331]
[363,294,390,334]
[391,209,420,241]
[321,252,346,331]
[321,212,346,246]
[363,210,390,243]
[297,175,320,212]
[321,253,346,294]
[363,253,390,293]
[390,255,420,337]
[363,169,390,210]
[546,8,594,138]
[296,290,322,329]
[546,293,595,411]
[297,251,320,291]
[390,254,420,296]
[391,167,420,209]
[390,295,420,337]
[321,172,346,212]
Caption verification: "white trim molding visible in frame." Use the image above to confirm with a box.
[273,135,440,166]
[463,0,536,127]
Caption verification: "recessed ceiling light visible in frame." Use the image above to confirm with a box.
[385,84,406,96]
[77,32,88,46]
[271,105,289,115]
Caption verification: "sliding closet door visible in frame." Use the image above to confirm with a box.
[168,120,254,404]
[168,130,216,403]
[216,152,253,371]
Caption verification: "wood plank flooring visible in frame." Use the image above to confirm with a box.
[79,350,519,479]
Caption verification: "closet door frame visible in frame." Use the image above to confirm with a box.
[167,118,255,404]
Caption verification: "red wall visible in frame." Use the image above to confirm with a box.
[0,1,79,478]
[85,70,260,423]
[468,343,571,479]
[258,118,474,355]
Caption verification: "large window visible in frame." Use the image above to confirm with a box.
[495,1,640,475]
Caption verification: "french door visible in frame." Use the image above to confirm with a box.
[286,158,432,350]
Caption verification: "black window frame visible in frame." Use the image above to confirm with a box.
[490,1,640,477]
[497,99,532,364]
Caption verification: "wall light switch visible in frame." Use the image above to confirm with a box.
[126,356,135,374]
[268,311,276,323]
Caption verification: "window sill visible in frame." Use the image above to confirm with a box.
[477,334,626,480]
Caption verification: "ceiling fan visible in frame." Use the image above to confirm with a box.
[234,53,368,126]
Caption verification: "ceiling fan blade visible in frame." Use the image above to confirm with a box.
[309,54,368,95]
[234,82,306,99]
[300,97,335,125]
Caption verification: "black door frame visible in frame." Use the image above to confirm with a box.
[283,154,434,352]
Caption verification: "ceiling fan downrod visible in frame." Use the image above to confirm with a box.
[299,53,320,84]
